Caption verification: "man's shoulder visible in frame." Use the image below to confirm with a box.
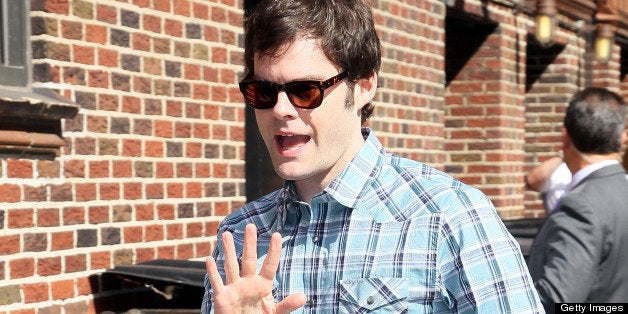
[358,155,494,222]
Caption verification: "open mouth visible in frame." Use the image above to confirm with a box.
[276,134,311,151]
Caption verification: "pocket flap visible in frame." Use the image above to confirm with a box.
[339,278,408,311]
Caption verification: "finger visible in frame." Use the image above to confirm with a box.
[205,256,225,295]
[221,231,240,284]
[259,232,282,280]
[276,293,307,314]
[240,224,258,277]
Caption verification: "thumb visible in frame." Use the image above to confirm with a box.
[276,293,307,314]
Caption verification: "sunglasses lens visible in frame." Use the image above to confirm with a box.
[243,83,276,109]
[286,82,322,108]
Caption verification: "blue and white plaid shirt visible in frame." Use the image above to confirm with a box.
[202,129,543,313]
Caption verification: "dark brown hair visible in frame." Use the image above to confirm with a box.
[243,0,381,123]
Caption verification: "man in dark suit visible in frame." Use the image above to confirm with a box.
[528,87,628,312]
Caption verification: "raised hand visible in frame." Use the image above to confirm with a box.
[206,224,307,313]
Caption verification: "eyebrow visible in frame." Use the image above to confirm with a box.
[249,74,327,83]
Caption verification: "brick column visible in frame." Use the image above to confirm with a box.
[445,11,525,218]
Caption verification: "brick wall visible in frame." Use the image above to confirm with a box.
[1,0,627,312]
[1,0,244,312]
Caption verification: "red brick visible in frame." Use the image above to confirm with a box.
[143,14,161,33]
[145,141,164,157]
[157,204,175,220]
[0,184,22,203]
[51,231,74,251]
[154,120,173,138]
[123,182,142,199]
[192,84,209,100]
[43,0,70,14]
[0,235,20,254]
[136,248,155,263]
[76,183,97,202]
[135,203,154,221]
[145,225,164,242]
[193,2,209,19]
[173,0,190,16]
[196,163,210,178]
[6,159,33,178]
[90,251,111,270]
[63,207,85,225]
[196,242,212,258]
[51,279,74,300]
[185,142,202,158]
[183,63,200,80]
[157,246,175,259]
[65,254,87,273]
[22,283,49,303]
[166,100,183,117]
[64,160,85,178]
[72,45,94,65]
[176,163,192,178]
[37,208,60,227]
[186,182,202,198]
[132,33,151,51]
[85,24,107,44]
[96,4,117,23]
[176,243,193,259]
[186,222,203,238]
[156,162,173,178]
[146,183,163,199]
[100,183,120,200]
[50,183,73,202]
[38,257,62,276]
[88,70,109,88]
[122,96,141,113]
[77,276,94,295]
[36,160,60,178]
[10,258,35,279]
[113,160,132,178]
[123,226,143,243]
[166,224,183,240]
[164,19,182,37]
[8,209,34,228]
[88,206,109,224]
[89,160,109,178]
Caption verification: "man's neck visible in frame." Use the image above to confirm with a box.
[569,151,620,174]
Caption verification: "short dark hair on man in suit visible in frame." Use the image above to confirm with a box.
[564,87,627,155]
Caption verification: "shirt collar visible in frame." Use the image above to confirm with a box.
[322,128,384,209]
[566,159,620,192]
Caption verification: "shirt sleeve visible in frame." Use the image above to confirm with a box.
[437,189,544,313]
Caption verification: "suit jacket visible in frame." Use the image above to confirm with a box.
[528,163,628,312]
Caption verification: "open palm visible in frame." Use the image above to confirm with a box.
[206,224,307,313]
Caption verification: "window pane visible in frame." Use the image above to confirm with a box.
[0,0,27,86]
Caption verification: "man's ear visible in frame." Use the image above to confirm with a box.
[354,72,377,109]
[561,127,572,151]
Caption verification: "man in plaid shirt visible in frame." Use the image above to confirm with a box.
[202,0,543,312]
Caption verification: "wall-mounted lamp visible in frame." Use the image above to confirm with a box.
[594,23,614,62]
[535,0,557,46]
[593,0,619,63]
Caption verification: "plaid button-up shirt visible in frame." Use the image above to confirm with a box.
[202,129,543,313]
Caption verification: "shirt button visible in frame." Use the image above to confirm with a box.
[312,236,320,243]
[306,299,314,308]
[366,296,375,305]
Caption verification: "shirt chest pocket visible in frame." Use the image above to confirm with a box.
[338,278,408,313]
